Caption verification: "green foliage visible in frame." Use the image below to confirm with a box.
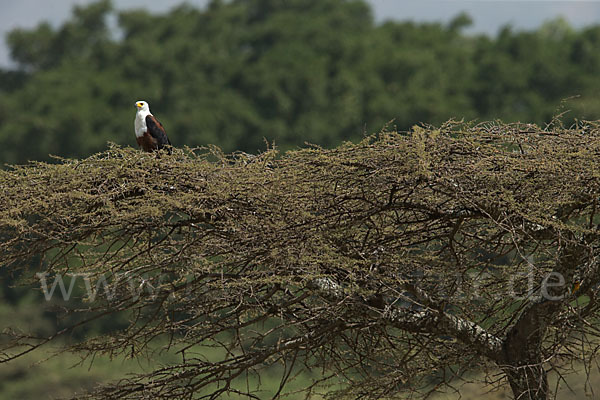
[2,0,600,165]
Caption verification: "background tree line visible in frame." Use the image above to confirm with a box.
[1,0,600,165]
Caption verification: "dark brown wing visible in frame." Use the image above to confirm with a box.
[145,114,172,151]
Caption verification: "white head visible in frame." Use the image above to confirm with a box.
[134,100,151,138]
[135,100,150,114]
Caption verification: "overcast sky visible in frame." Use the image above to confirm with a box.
[1,0,600,67]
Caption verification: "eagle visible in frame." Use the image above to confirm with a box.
[134,100,171,153]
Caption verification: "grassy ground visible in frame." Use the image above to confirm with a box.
[0,343,334,399]
[431,365,600,400]
[1,343,599,399]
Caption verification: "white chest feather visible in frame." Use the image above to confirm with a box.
[134,111,150,138]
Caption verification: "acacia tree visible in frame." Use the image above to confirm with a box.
[2,122,600,399]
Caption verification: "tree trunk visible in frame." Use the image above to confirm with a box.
[501,301,554,400]
[503,364,548,400]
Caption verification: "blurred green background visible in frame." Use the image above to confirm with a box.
[1,0,600,165]
[2,0,600,398]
